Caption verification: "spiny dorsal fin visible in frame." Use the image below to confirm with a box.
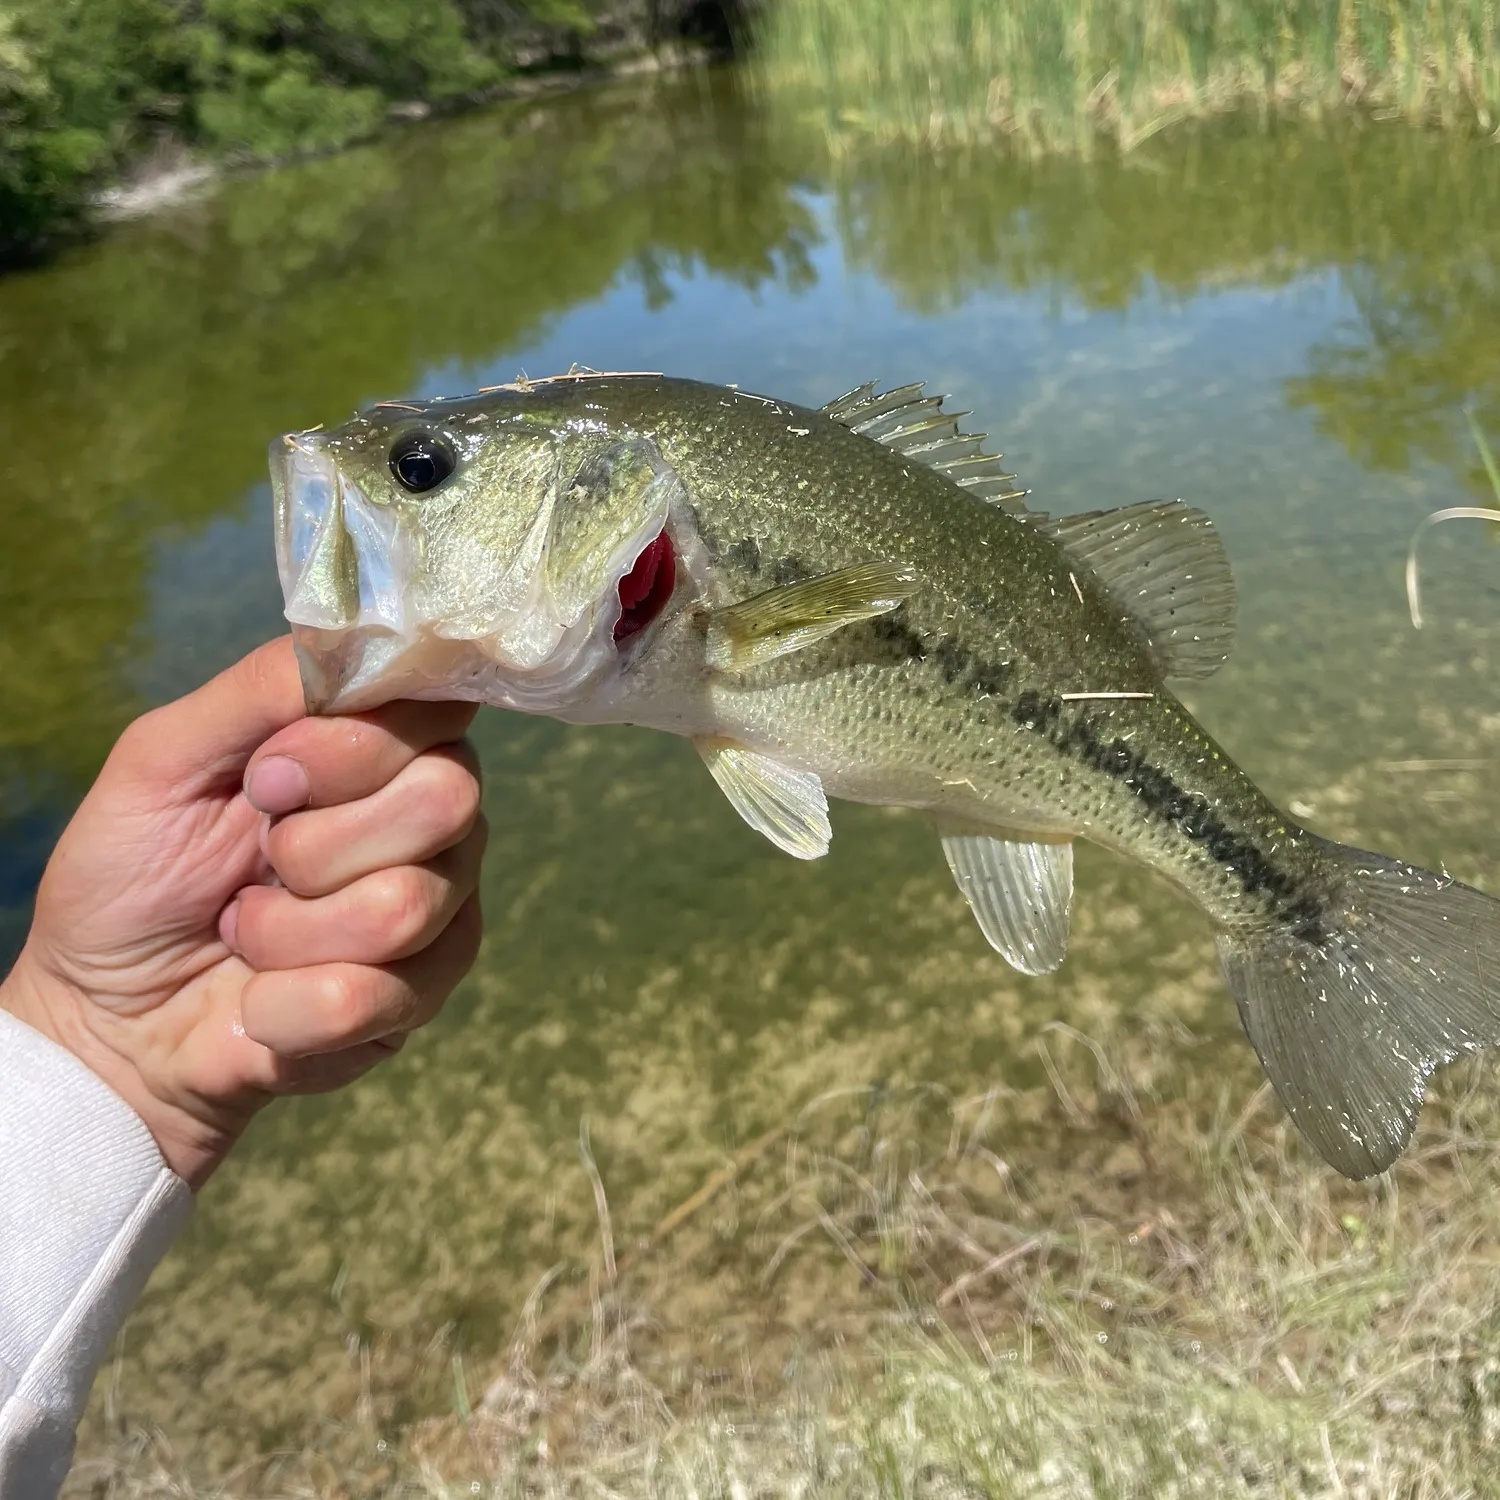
[823,381,1030,515]
[1036,501,1236,679]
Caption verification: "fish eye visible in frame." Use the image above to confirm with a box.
[389,431,456,494]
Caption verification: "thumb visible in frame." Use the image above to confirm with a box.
[115,637,309,795]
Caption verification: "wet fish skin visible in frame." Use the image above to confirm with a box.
[271,372,1500,1180]
[408,377,1310,930]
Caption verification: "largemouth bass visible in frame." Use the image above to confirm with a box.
[271,371,1500,1179]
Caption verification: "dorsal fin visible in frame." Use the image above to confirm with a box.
[823,381,1030,515]
[1037,501,1237,678]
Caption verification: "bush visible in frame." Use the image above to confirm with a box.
[182,0,498,156]
[0,0,619,258]
[0,0,185,251]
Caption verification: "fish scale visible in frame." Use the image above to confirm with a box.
[272,370,1500,1180]
[568,377,1313,929]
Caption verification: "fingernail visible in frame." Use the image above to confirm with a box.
[219,898,240,954]
[245,756,310,814]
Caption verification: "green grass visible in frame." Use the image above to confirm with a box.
[756,0,1500,152]
[69,1025,1500,1497]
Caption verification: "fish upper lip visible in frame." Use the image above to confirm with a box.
[271,426,683,716]
[273,432,412,637]
[271,431,347,627]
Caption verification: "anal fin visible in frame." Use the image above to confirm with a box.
[696,738,831,859]
[940,832,1073,975]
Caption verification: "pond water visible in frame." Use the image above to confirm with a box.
[5,66,1500,1475]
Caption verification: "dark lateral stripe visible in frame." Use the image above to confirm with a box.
[1009,690,1325,941]
[870,617,1015,697]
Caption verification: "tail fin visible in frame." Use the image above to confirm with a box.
[1217,837,1500,1178]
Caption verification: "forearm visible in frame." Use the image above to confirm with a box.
[0,988,192,1498]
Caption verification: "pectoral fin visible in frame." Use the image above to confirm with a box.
[706,562,918,671]
[696,738,831,859]
[940,831,1073,975]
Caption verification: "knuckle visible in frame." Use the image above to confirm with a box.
[403,753,481,846]
[431,759,483,837]
[367,867,436,952]
[316,968,378,1041]
[266,821,319,894]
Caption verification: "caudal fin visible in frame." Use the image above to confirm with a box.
[1217,837,1500,1178]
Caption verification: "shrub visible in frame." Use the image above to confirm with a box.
[0,0,616,258]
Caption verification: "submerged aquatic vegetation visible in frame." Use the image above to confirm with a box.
[69,1029,1500,1497]
[274,370,1500,1180]
[756,0,1500,151]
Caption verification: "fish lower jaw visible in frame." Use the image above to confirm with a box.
[290,619,618,715]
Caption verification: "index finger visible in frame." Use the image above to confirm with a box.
[244,698,479,814]
[113,637,308,798]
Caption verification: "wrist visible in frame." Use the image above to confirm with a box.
[0,945,225,1188]
[0,941,85,1060]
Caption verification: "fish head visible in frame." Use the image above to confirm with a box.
[271,395,691,714]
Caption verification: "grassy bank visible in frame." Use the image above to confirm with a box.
[756,0,1500,150]
[70,1025,1500,1497]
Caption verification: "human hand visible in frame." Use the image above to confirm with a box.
[0,638,485,1187]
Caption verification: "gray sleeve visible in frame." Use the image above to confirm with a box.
[0,1009,193,1498]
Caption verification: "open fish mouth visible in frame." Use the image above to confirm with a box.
[269,428,683,715]
[270,431,418,711]
[271,432,411,635]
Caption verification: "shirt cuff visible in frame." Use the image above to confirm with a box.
[0,1007,193,1496]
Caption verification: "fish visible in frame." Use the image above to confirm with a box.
[271,369,1500,1180]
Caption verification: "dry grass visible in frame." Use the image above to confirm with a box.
[1407,412,1500,628]
[69,1018,1500,1498]
[755,0,1500,153]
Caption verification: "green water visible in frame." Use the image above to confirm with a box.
[5,67,1500,1474]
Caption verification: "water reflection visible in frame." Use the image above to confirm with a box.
[0,73,1498,1476]
[1292,256,1500,495]
[833,118,1500,501]
[0,69,815,793]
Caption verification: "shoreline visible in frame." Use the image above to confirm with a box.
[757,0,1500,153]
[88,42,719,226]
